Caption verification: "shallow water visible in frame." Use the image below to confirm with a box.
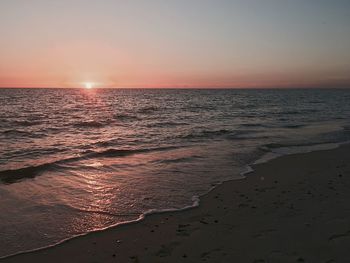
[1,88,350,257]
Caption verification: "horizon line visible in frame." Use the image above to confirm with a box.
[0,87,349,90]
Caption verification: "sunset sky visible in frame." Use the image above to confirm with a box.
[0,0,349,88]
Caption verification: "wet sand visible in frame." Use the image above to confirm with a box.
[2,144,350,263]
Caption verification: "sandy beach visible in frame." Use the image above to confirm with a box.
[2,144,350,263]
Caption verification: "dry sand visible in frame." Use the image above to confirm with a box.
[2,144,350,263]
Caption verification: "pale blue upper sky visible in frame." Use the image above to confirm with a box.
[0,0,349,87]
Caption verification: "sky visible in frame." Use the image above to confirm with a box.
[0,0,349,88]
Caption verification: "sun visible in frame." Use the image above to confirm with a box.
[84,82,94,89]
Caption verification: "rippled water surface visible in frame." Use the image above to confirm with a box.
[1,88,350,257]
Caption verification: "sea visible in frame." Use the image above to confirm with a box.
[0,88,350,257]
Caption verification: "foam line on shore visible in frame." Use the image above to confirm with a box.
[254,141,350,166]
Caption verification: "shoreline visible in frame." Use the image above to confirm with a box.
[1,141,343,259]
[2,143,350,262]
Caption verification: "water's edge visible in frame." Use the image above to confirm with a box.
[2,140,348,260]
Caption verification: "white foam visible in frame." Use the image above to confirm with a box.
[254,141,350,166]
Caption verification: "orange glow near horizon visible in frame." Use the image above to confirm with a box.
[1,72,349,89]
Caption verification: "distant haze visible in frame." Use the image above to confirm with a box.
[0,0,349,88]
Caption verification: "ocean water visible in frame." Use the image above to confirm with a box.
[0,88,350,257]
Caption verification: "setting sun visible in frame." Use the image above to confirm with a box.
[84,82,94,89]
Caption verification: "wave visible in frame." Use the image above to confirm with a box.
[87,148,155,158]
[93,139,121,147]
[254,141,347,165]
[156,156,201,164]
[0,193,200,260]
[187,105,216,112]
[3,147,67,160]
[1,129,46,138]
[84,145,179,158]
[239,123,265,128]
[260,141,332,150]
[146,121,189,128]
[261,127,350,151]
[73,120,111,128]
[183,129,232,140]
[239,123,306,129]
[274,109,320,115]
[113,113,139,121]
[180,128,268,141]
[309,100,324,104]
[13,120,43,127]
[3,129,31,135]
[137,106,159,114]
[282,124,306,129]
[0,163,60,184]
[0,146,180,184]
